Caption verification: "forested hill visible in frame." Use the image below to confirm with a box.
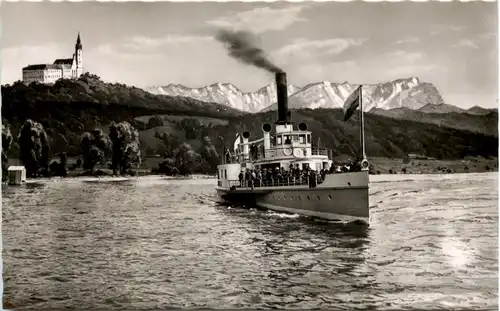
[208,108,498,160]
[1,74,497,163]
[1,73,244,126]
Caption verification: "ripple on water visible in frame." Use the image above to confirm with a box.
[2,173,498,310]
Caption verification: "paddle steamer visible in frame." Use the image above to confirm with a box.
[216,72,370,223]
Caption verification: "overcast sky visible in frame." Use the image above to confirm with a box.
[1,1,497,109]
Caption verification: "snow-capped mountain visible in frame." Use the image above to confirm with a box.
[144,82,301,113]
[262,77,444,112]
[144,77,445,113]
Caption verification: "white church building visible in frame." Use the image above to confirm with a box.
[22,32,85,84]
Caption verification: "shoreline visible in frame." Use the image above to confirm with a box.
[367,156,497,175]
[3,170,497,188]
[3,171,497,187]
[4,156,497,182]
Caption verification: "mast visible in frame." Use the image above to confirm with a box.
[219,136,225,164]
[359,86,366,160]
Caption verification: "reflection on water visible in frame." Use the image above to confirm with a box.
[2,173,498,310]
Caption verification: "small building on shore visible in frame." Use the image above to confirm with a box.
[7,166,27,185]
[408,153,436,160]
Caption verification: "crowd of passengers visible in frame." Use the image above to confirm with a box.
[237,161,362,189]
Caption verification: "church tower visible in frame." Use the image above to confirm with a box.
[74,32,84,77]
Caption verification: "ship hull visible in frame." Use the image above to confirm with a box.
[217,171,370,223]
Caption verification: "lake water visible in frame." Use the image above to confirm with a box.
[2,173,498,310]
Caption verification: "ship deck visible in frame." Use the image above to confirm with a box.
[217,175,325,192]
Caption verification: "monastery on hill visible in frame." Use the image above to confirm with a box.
[22,32,85,84]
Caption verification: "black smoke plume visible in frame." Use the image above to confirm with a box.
[215,29,283,73]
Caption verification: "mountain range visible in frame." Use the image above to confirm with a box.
[145,77,459,113]
[145,82,301,113]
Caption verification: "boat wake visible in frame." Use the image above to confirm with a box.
[215,202,369,226]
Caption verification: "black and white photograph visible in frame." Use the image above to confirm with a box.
[1,0,498,309]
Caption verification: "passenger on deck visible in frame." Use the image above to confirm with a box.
[320,169,326,181]
[294,164,301,178]
[244,170,251,187]
[224,147,230,163]
[350,159,362,172]
[238,171,244,187]
[255,170,262,187]
[235,164,337,189]
[309,170,317,188]
[251,170,256,189]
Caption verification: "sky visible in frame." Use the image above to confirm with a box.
[1,1,498,109]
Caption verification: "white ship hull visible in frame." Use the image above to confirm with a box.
[217,171,369,223]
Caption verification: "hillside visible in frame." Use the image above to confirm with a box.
[1,74,245,125]
[418,103,467,114]
[2,73,244,118]
[1,74,244,156]
[369,107,498,136]
[467,105,498,115]
[206,108,497,161]
[2,76,497,167]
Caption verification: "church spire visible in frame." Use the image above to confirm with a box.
[75,32,82,50]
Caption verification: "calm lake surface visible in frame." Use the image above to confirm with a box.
[2,173,498,310]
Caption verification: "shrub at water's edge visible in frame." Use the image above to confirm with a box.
[18,119,51,177]
[80,129,112,173]
[2,124,13,181]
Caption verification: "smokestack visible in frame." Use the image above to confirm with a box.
[275,72,289,124]
[262,123,272,153]
[242,131,250,160]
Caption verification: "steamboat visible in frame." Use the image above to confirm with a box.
[216,72,371,224]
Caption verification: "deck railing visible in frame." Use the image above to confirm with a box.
[225,175,325,189]
[311,148,329,156]
[255,147,329,160]
[221,147,330,164]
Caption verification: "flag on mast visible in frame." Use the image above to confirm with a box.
[233,133,241,153]
[343,85,362,122]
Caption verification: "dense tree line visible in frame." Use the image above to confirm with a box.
[152,134,220,176]
[2,116,221,178]
[2,119,144,178]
